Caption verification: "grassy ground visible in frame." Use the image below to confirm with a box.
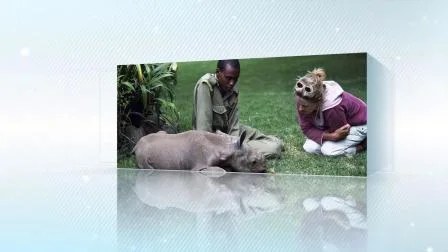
[118,53,367,176]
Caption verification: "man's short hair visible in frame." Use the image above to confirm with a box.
[217,59,240,71]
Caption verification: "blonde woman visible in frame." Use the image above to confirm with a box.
[294,68,367,157]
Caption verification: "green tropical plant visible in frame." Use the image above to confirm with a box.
[117,62,179,157]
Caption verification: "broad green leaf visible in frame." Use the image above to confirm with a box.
[149,73,174,88]
[140,84,147,110]
[155,98,177,110]
[143,64,152,80]
[140,85,154,95]
[152,63,170,73]
[117,74,126,81]
[149,83,166,90]
[120,81,135,91]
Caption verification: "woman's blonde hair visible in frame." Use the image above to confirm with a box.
[310,67,326,83]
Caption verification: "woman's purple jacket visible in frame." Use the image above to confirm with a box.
[296,84,367,145]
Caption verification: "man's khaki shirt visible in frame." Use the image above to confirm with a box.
[192,73,240,136]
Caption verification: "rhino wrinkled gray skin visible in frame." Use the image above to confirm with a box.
[132,130,266,173]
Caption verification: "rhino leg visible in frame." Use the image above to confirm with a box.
[195,166,227,178]
[137,157,156,170]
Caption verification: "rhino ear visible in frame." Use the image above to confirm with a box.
[238,130,247,148]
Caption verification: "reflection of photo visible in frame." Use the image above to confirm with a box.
[133,170,285,217]
[117,53,367,176]
[118,169,286,251]
[298,196,367,252]
[117,169,367,252]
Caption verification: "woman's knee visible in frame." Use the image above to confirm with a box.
[303,140,321,154]
[321,142,344,156]
[350,125,367,137]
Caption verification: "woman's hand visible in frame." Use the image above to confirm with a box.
[323,124,351,141]
[332,124,351,140]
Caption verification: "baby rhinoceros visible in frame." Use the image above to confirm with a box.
[132,130,266,173]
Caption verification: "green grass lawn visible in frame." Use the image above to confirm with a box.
[118,53,367,176]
